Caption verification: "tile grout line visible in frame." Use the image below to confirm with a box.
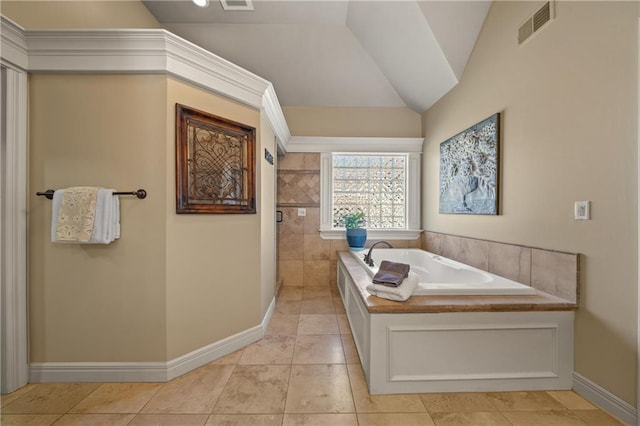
[280,314,298,423]
[133,379,166,418]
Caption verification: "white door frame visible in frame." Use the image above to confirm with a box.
[1,15,29,395]
[0,62,29,393]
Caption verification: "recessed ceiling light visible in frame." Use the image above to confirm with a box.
[220,0,253,11]
[192,0,209,7]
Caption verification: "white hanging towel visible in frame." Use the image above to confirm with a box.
[52,187,120,244]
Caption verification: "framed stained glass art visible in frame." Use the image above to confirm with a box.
[176,104,256,214]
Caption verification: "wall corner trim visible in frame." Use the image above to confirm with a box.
[0,14,291,149]
[572,372,637,425]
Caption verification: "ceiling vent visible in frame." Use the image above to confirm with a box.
[220,0,253,11]
[518,1,554,45]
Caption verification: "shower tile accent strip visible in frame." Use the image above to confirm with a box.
[277,152,321,208]
[277,170,321,207]
[422,231,579,304]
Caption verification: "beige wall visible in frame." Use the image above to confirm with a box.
[165,79,263,359]
[29,75,274,363]
[29,75,168,362]
[28,75,275,363]
[8,0,276,362]
[422,1,638,404]
[283,106,422,138]
[0,0,160,28]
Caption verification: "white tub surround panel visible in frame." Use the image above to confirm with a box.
[337,252,575,394]
[370,312,574,394]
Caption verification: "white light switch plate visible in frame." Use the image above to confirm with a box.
[298,208,306,217]
[574,201,590,220]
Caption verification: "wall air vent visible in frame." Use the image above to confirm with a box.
[220,0,253,11]
[518,1,555,45]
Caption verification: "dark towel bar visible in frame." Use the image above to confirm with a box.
[36,189,147,200]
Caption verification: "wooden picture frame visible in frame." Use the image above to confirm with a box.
[176,104,256,214]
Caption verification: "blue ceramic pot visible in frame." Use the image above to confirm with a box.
[346,228,367,250]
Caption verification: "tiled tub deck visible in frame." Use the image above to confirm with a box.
[337,250,578,395]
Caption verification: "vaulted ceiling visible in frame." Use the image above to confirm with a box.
[143,0,491,113]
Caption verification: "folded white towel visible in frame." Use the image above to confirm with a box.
[52,188,120,244]
[366,271,420,302]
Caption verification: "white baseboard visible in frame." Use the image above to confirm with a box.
[29,362,168,383]
[573,372,637,426]
[166,296,276,380]
[166,324,263,381]
[30,297,276,383]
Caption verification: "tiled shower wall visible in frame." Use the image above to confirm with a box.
[277,153,338,288]
[276,152,420,288]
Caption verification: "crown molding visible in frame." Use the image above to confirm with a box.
[0,16,28,70]
[287,136,424,153]
[262,83,291,152]
[0,15,291,149]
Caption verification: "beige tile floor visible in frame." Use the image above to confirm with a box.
[1,286,626,426]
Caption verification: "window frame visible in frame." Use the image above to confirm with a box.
[319,151,422,240]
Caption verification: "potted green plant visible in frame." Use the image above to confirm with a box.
[343,211,367,250]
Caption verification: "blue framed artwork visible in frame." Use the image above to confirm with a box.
[439,113,500,215]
